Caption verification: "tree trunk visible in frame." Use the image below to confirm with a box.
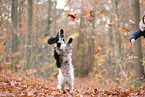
[46,0,52,36]
[11,0,18,72]
[26,0,33,70]
[114,0,121,56]
[76,15,85,77]
[130,0,144,78]
[87,3,96,76]
[54,0,57,33]
[107,1,114,78]
[0,0,3,26]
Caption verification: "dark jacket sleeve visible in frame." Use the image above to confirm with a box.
[130,29,143,42]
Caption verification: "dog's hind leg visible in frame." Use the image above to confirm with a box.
[57,69,65,92]
[68,75,74,93]
[57,81,65,92]
[68,81,74,93]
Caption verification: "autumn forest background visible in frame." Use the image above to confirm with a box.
[0,0,145,96]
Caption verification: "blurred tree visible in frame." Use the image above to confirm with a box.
[0,0,2,26]
[26,0,33,70]
[11,0,18,72]
[114,0,121,56]
[87,1,96,77]
[75,0,86,77]
[46,0,52,36]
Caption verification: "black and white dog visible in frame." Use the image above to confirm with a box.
[47,29,74,93]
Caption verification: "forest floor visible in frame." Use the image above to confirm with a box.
[0,70,145,97]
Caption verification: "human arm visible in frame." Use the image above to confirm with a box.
[130,29,143,43]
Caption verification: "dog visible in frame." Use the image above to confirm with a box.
[55,29,74,93]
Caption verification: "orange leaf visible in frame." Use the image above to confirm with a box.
[16,64,21,68]
[3,28,7,31]
[96,10,105,15]
[109,24,112,26]
[89,19,94,22]
[85,9,91,14]
[93,0,101,4]
[99,10,105,14]
[120,59,124,63]
[20,25,25,30]
[95,49,100,56]
[23,32,26,35]
[125,28,130,32]
[65,13,77,22]
[12,52,19,57]
[7,33,11,36]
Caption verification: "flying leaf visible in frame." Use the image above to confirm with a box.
[118,27,130,41]
[12,52,19,57]
[109,24,112,26]
[96,10,105,15]
[85,9,91,14]
[89,20,94,22]
[65,13,78,22]
[120,59,124,64]
[7,33,11,36]
[125,28,130,32]
[93,0,101,4]
[95,49,100,56]
[20,25,25,30]
[23,32,26,35]
[99,10,105,14]
[16,64,22,68]
[3,28,7,31]
[84,9,95,22]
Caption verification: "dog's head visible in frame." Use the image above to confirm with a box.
[56,38,73,56]
[56,29,73,55]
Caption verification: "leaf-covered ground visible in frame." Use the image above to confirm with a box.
[0,71,145,97]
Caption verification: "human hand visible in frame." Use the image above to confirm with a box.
[141,28,144,31]
[131,38,135,44]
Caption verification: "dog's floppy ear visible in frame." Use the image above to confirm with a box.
[57,42,61,48]
[67,38,73,44]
